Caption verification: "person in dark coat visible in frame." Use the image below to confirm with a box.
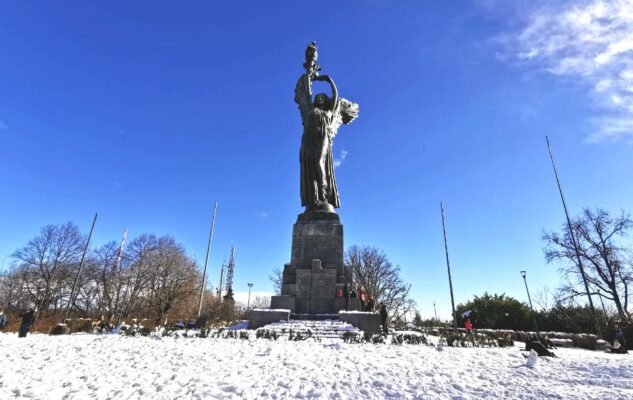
[609,327,628,354]
[540,334,556,349]
[525,335,556,357]
[343,282,351,311]
[615,327,627,349]
[0,310,7,330]
[18,307,36,338]
[379,304,389,335]
[365,296,375,312]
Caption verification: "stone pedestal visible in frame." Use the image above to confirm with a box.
[271,211,351,315]
[248,309,290,330]
[338,311,382,334]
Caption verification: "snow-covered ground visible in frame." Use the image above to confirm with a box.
[1,332,632,399]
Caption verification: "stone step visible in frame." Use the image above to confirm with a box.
[257,319,359,340]
[290,313,339,321]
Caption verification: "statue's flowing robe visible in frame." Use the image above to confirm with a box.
[294,73,358,210]
[300,106,340,208]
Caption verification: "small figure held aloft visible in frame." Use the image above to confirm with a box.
[303,41,321,79]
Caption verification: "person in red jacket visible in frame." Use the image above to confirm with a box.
[464,318,472,334]
[358,286,367,310]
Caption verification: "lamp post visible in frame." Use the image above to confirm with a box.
[520,271,539,337]
[247,283,253,312]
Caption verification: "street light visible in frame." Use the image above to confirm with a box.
[520,270,539,337]
[247,283,253,312]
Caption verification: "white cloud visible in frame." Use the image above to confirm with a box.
[0,121,7,130]
[496,0,633,143]
[334,149,348,168]
[256,211,269,218]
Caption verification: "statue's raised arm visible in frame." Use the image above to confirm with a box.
[313,74,338,112]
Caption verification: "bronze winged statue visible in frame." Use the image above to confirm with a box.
[294,42,359,213]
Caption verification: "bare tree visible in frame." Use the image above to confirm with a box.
[543,208,632,320]
[345,245,416,322]
[143,237,199,325]
[11,222,84,315]
[269,268,282,295]
[2,224,235,326]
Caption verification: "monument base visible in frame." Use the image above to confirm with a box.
[247,309,290,330]
[338,311,382,334]
[270,295,296,312]
[279,211,350,315]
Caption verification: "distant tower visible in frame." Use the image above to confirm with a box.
[224,246,236,301]
[217,259,226,298]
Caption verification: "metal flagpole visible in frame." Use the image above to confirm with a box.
[111,227,128,320]
[545,136,601,337]
[440,202,458,329]
[520,271,540,336]
[62,213,98,323]
[197,202,218,319]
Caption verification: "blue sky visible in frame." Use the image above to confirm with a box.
[1,1,632,318]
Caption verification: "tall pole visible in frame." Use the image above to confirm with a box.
[198,202,218,319]
[433,301,437,320]
[111,227,128,320]
[520,271,539,336]
[63,213,98,323]
[545,136,601,337]
[440,202,457,329]
[247,283,253,312]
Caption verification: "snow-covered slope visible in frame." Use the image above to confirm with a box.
[1,332,632,399]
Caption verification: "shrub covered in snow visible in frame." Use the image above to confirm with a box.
[206,328,250,340]
[391,331,427,345]
[256,328,280,340]
[288,329,314,341]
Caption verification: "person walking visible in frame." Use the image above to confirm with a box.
[18,307,36,338]
[358,286,366,310]
[343,282,351,311]
[379,304,389,335]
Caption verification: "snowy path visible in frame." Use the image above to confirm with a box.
[1,332,632,399]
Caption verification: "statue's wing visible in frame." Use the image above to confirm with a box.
[294,74,312,123]
[339,98,359,125]
[329,98,359,137]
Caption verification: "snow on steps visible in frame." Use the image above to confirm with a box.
[257,319,360,339]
